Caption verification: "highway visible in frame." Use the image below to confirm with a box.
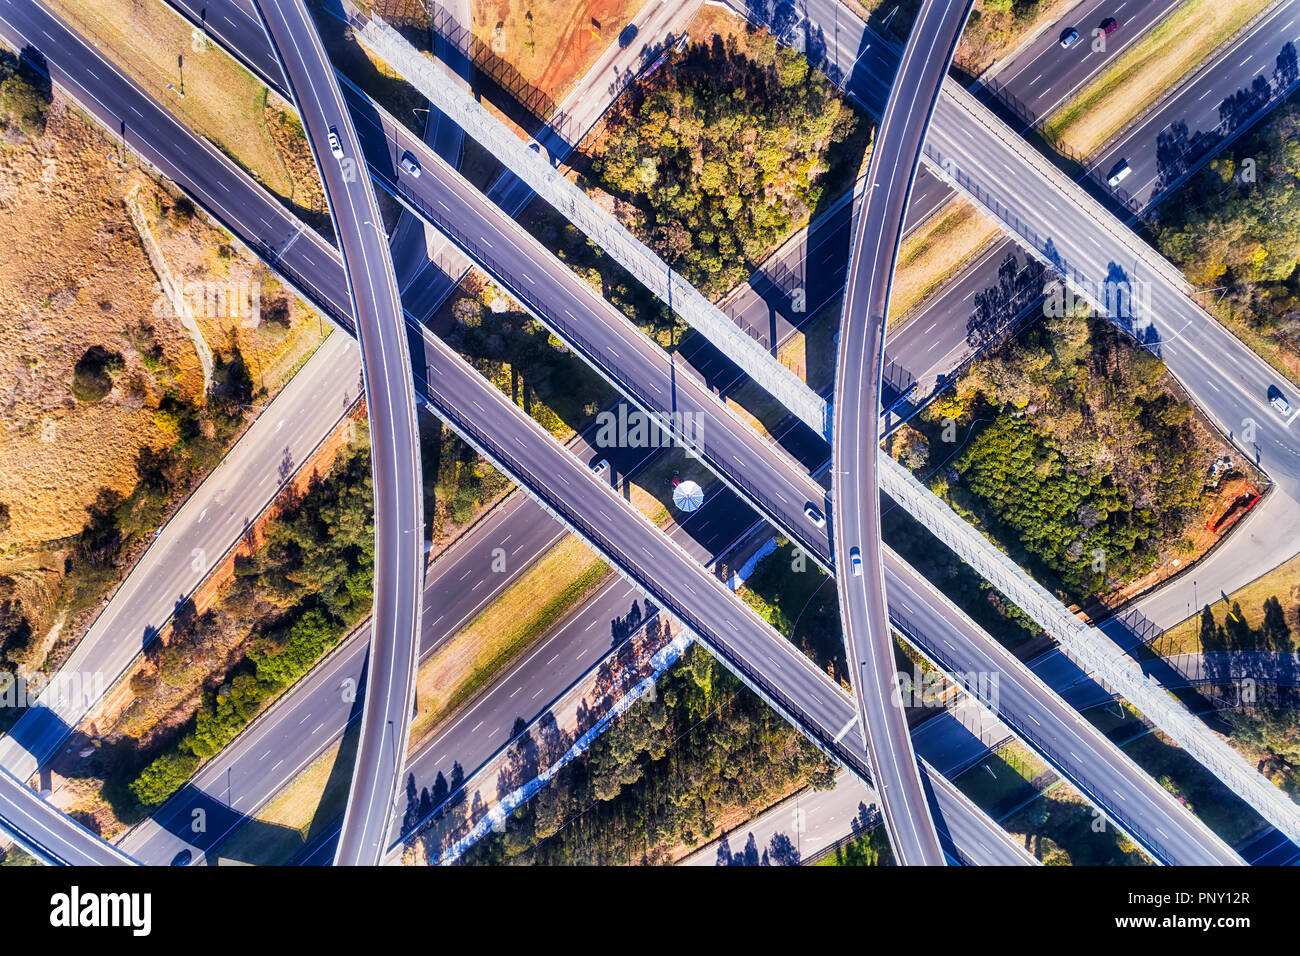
[831,0,972,866]
[10,0,1274,858]
[182,0,1300,533]
[0,767,134,866]
[252,0,425,867]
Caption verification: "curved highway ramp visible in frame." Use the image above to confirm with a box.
[252,0,425,867]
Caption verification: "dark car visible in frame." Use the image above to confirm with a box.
[618,24,638,48]
[1269,385,1293,416]
[1099,16,1118,36]
[170,849,192,866]
[1059,27,1080,49]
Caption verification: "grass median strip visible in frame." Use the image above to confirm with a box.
[1150,549,1300,658]
[212,729,357,866]
[408,535,613,746]
[889,199,1001,326]
[45,0,323,218]
[1041,0,1274,157]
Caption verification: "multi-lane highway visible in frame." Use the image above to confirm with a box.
[1,0,1030,864]
[831,0,973,866]
[5,0,1289,858]
[0,767,134,866]
[252,0,424,867]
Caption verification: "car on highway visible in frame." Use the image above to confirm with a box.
[170,849,192,866]
[1059,27,1080,49]
[1107,159,1131,187]
[590,457,610,475]
[1269,386,1292,416]
[400,151,421,178]
[804,503,826,528]
[1099,16,1118,36]
[849,547,863,576]
[327,127,344,159]
[618,24,638,48]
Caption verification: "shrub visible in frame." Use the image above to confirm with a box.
[70,346,123,403]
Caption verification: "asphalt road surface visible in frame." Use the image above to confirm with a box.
[832,0,971,867]
[0,766,133,865]
[253,0,424,867]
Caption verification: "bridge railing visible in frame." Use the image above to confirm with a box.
[339,3,831,437]
[880,456,1300,844]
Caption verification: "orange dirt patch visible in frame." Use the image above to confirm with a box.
[472,0,647,103]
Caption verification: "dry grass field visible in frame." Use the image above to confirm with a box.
[889,199,1001,326]
[0,87,324,652]
[44,0,325,221]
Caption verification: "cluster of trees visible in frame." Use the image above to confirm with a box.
[464,645,835,865]
[445,293,608,440]
[0,577,34,668]
[594,29,864,298]
[127,442,373,810]
[1156,94,1300,359]
[922,311,1214,602]
[0,51,51,139]
[1224,701,1300,798]
[1008,794,1146,866]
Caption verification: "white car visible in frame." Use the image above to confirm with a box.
[804,503,826,528]
[590,458,610,475]
[1107,159,1131,188]
[400,151,421,178]
[849,547,863,576]
[328,127,344,159]
[1271,392,1292,416]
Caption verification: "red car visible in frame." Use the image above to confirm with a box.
[1099,16,1119,36]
